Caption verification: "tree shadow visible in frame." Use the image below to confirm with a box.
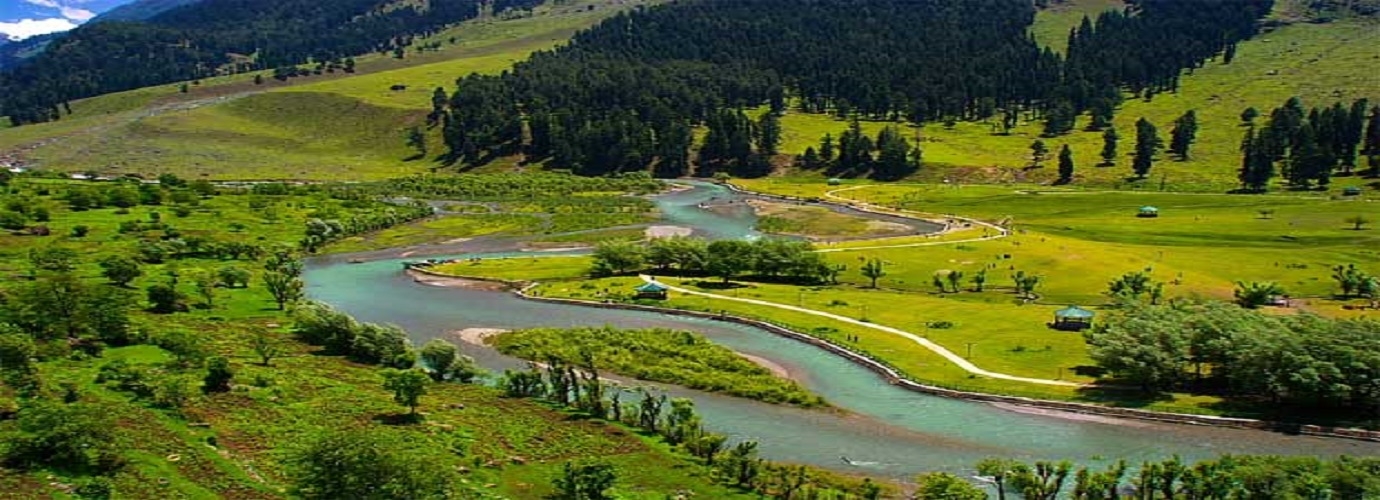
[693,280,749,290]
[1073,384,1174,409]
[372,412,423,426]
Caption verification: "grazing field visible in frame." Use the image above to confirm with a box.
[1030,0,1127,53]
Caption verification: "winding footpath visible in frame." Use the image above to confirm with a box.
[637,274,1081,388]
[689,183,1092,386]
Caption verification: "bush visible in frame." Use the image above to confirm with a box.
[203,356,234,393]
[1,401,125,473]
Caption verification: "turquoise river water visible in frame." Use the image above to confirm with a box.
[305,181,1377,478]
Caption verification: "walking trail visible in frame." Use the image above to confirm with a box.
[636,274,1082,388]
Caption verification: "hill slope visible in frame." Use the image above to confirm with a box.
[0,0,544,125]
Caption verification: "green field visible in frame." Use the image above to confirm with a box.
[0,0,653,181]
[773,18,1380,192]
[441,178,1379,421]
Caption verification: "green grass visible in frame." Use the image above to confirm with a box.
[490,326,827,407]
[771,19,1380,192]
[0,0,652,181]
[1030,0,1127,54]
[750,199,913,241]
[326,214,541,254]
[0,178,768,498]
[432,255,592,282]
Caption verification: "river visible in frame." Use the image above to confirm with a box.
[304,181,1377,478]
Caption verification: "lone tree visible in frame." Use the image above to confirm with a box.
[99,255,142,287]
[382,368,429,416]
[1029,140,1049,168]
[1133,118,1162,179]
[1234,281,1284,309]
[1057,145,1074,184]
[202,356,234,393]
[1168,110,1198,160]
[860,258,887,288]
[945,270,965,293]
[1012,270,1043,300]
[1345,215,1371,230]
[553,461,618,500]
[1100,127,1118,166]
[251,330,281,366]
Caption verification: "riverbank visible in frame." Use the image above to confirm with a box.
[505,281,1380,442]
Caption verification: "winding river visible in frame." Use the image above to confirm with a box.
[305,181,1377,478]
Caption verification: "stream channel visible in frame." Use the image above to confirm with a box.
[305,180,1377,478]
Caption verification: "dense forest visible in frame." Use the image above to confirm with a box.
[0,0,544,125]
[440,0,1274,178]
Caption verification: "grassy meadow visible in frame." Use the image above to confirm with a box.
[0,0,654,181]
[774,18,1380,192]
[440,178,1379,421]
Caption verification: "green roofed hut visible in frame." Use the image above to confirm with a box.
[635,281,670,300]
[827,178,843,186]
[1137,206,1160,218]
[1052,305,1095,331]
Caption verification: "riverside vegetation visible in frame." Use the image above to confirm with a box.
[490,326,826,407]
[2,0,1380,497]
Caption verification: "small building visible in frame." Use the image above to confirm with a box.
[635,282,669,300]
[1342,187,1363,196]
[827,178,843,186]
[1052,305,1095,331]
[1137,206,1160,218]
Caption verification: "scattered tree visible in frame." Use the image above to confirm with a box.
[553,461,617,500]
[1057,144,1074,184]
[860,258,887,288]
[99,255,143,287]
[203,356,234,393]
[381,368,429,415]
[1345,215,1371,230]
[1234,281,1284,309]
[1133,118,1162,179]
[1100,128,1118,166]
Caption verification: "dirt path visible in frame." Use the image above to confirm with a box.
[637,275,1082,388]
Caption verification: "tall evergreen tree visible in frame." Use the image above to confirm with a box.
[1364,106,1380,174]
[1289,123,1330,188]
[756,111,782,156]
[1132,118,1161,179]
[1238,128,1274,192]
[1100,127,1119,166]
[1168,110,1198,160]
[1057,145,1075,184]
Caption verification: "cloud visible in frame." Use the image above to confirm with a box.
[22,0,96,22]
[0,17,78,40]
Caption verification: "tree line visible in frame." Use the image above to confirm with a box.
[441,0,1273,178]
[1085,298,1380,414]
[1239,97,1379,191]
[491,326,825,407]
[0,0,545,125]
[592,236,839,285]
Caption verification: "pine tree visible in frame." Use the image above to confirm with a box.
[1043,100,1075,136]
[1363,106,1380,174]
[819,134,836,163]
[1168,110,1198,160]
[1030,140,1049,168]
[1238,128,1274,192]
[1289,123,1329,188]
[1101,128,1119,166]
[1133,118,1161,179]
[1057,145,1075,184]
[756,111,782,156]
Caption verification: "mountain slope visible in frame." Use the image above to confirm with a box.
[89,0,204,23]
[0,0,543,125]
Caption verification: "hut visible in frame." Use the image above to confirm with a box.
[1342,186,1363,196]
[827,178,843,186]
[1137,206,1160,218]
[635,281,670,300]
[1052,305,1095,331]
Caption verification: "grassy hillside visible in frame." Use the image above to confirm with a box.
[776,16,1380,192]
[1030,0,1126,53]
[0,0,649,180]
